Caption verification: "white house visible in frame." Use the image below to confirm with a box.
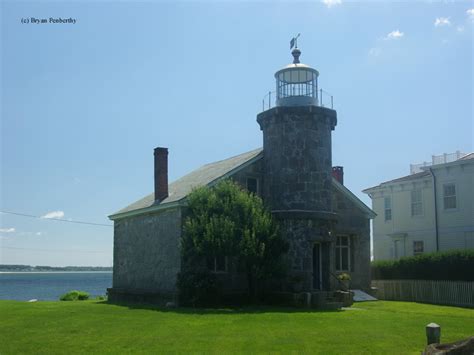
[363,152,474,260]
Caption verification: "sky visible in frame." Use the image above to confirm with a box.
[1,0,473,266]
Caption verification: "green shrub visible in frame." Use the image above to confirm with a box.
[60,290,90,301]
[371,249,474,281]
[177,266,220,307]
[179,180,288,305]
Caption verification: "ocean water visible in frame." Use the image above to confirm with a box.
[0,272,112,301]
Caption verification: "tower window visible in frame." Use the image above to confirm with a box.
[246,178,258,194]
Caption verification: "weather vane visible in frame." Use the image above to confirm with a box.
[290,33,300,50]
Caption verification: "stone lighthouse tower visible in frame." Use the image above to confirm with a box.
[257,43,337,292]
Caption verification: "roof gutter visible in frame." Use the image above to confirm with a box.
[428,168,439,252]
[108,200,183,221]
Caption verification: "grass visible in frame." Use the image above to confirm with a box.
[0,300,473,354]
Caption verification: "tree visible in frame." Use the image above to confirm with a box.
[178,179,288,304]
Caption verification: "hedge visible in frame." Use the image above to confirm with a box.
[371,249,474,281]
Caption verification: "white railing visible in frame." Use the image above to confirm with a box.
[410,151,467,174]
[372,279,474,308]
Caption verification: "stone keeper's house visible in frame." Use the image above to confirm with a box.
[108,46,375,305]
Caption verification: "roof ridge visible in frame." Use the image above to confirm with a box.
[201,147,263,167]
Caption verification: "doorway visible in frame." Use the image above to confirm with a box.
[313,242,330,290]
[313,243,322,290]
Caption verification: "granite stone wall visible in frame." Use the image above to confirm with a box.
[279,218,335,292]
[257,105,337,212]
[333,188,372,291]
[112,207,182,294]
[257,105,338,292]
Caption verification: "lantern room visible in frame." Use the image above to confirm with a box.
[275,47,319,107]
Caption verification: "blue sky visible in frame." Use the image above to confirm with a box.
[1,0,473,266]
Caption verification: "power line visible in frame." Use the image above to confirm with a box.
[0,211,113,227]
[1,246,109,253]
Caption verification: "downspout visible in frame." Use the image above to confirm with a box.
[428,168,440,252]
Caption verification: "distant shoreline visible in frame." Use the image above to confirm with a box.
[0,271,113,274]
[0,265,112,273]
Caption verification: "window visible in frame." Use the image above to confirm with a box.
[384,197,392,221]
[413,241,424,256]
[443,183,456,210]
[246,178,258,194]
[335,236,350,271]
[207,256,227,273]
[411,189,423,216]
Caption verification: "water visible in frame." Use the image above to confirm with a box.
[0,272,112,301]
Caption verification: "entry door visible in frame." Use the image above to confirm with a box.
[313,243,322,290]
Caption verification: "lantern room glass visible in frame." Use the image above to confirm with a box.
[276,68,318,102]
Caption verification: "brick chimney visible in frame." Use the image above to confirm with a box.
[332,166,344,185]
[154,147,168,202]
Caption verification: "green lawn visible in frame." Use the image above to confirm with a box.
[0,300,473,354]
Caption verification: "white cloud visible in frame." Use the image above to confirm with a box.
[36,232,42,236]
[368,47,382,57]
[41,210,65,219]
[457,26,465,32]
[322,0,341,8]
[434,17,451,27]
[384,30,404,40]
[467,9,474,21]
[0,228,15,233]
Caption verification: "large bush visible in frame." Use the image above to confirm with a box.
[371,249,474,281]
[177,266,220,307]
[177,179,288,306]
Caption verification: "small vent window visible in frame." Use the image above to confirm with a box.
[247,178,258,194]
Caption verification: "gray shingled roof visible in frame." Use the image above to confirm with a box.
[111,147,375,220]
[111,148,263,217]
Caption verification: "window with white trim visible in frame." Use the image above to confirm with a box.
[411,189,423,216]
[384,197,392,221]
[413,241,424,256]
[443,183,456,210]
[335,236,350,271]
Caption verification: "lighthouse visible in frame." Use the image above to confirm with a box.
[257,41,338,292]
